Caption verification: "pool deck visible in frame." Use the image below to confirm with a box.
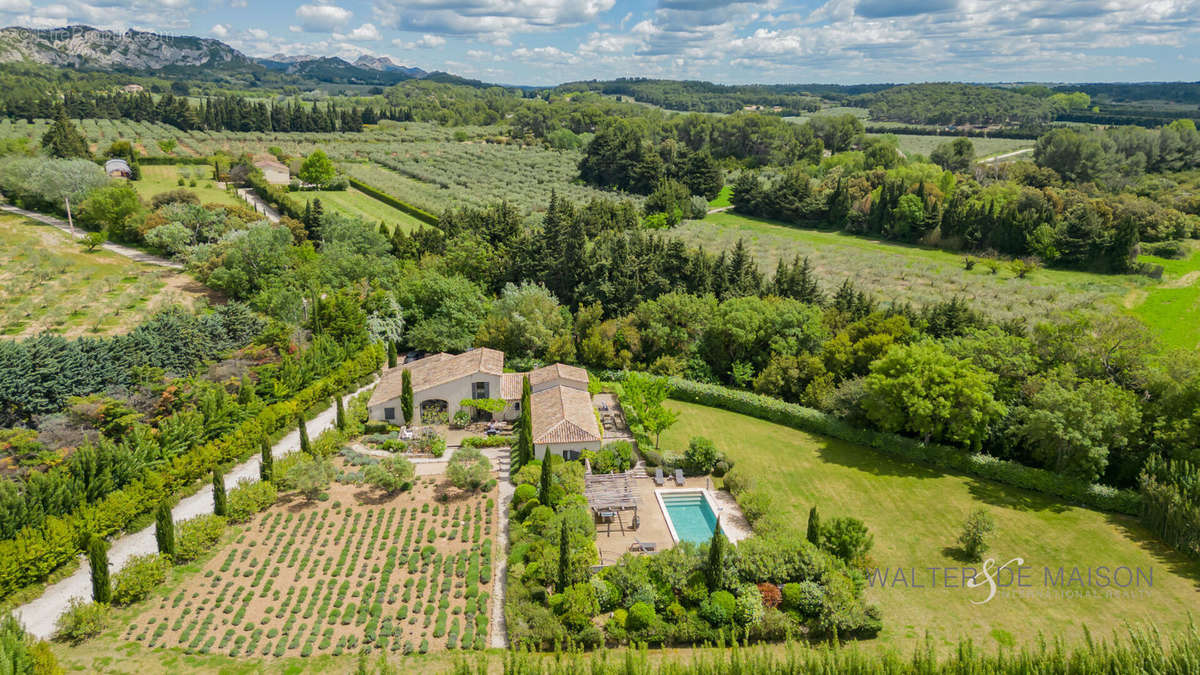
[593,473,749,565]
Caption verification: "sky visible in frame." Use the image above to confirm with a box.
[3,0,1200,86]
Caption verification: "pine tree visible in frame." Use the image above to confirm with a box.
[41,106,90,159]
[400,369,414,426]
[538,452,553,507]
[557,520,570,593]
[336,396,346,431]
[260,437,273,482]
[237,374,257,406]
[705,521,727,591]
[212,467,227,517]
[154,502,175,559]
[298,414,312,454]
[387,341,397,369]
[88,534,111,603]
[807,506,821,546]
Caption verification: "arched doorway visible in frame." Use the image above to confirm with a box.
[420,399,448,425]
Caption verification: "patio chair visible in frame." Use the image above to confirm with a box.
[654,467,665,486]
[630,539,657,553]
[674,469,685,486]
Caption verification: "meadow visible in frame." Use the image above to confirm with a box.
[888,134,1034,159]
[111,468,495,660]
[0,214,213,337]
[657,400,1200,652]
[134,165,242,207]
[673,212,1144,327]
[301,187,428,234]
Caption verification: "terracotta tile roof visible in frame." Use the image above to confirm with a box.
[527,363,589,389]
[531,385,601,445]
[369,349,503,408]
[501,373,524,400]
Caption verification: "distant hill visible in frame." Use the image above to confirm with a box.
[0,25,253,71]
[256,55,422,85]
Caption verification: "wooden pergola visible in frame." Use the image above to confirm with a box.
[584,470,639,535]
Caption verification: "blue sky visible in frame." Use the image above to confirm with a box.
[4,0,1200,85]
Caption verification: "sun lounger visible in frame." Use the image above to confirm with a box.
[630,540,657,553]
[674,469,685,486]
[654,467,665,486]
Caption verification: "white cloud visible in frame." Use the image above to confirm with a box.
[392,33,446,48]
[210,23,229,38]
[372,0,615,42]
[0,0,32,12]
[295,2,352,32]
[340,22,381,41]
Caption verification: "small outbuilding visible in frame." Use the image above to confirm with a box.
[104,158,132,178]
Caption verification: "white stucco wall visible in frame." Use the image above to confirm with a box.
[535,441,601,461]
[368,373,502,424]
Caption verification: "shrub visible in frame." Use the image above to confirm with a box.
[684,437,721,474]
[112,554,170,606]
[226,480,277,523]
[738,490,773,525]
[712,460,730,478]
[734,586,765,626]
[363,455,416,494]
[757,583,782,609]
[590,577,620,612]
[722,466,753,496]
[175,514,227,563]
[958,508,996,562]
[446,447,491,492]
[462,435,516,449]
[626,602,656,632]
[52,598,108,644]
[699,590,735,626]
[781,581,824,618]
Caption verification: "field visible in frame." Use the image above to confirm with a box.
[673,211,1144,327]
[301,188,428,233]
[110,467,495,660]
[134,165,241,207]
[657,400,1200,652]
[0,213,215,337]
[887,134,1034,159]
[1127,247,1200,350]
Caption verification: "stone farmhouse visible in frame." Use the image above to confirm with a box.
[366,348,602,460]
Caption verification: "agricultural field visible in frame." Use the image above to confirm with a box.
[1127,247,1200,350]
[887,134,1034,159]
[0,213,215,337]
[299,187,428,233]
[134,165,242,207]
[657,400,1200,652]
[673,211,1144,328]
[114,468,495,659]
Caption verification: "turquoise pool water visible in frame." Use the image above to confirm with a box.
[661,492,718,543]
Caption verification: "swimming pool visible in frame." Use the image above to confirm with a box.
[657,489,720,544]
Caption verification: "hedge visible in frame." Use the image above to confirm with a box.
[138,156,216,166]
[347,178,440,228]
[622,374,1141,515]
[0,343,383,600]
[244,172,304,221]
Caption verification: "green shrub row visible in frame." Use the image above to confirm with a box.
[461,435,516,449]
[244,171,304,221]
[661,376,1141,515]
[0,344,383,600]
[347,177,440,227]
[139,156,216,166]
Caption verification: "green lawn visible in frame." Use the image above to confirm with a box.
[885,134,1034,160]
[673,211,1143,328]
[708,185,733,209]
[303,187,429,234]
[658,400,1200,652]
[1128,247,1200,350]
[134,165,241,207]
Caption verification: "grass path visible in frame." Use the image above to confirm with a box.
[301,188,428,233]
[658,400,1200,652]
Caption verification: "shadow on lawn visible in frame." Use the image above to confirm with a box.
[965,479,1069,515]
[1103,512,1200,592]
[813,437,944,481]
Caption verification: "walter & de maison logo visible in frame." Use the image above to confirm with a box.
[867,558,1154,604]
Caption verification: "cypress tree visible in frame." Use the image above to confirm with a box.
[88,534,111,603]
[260,437,273,482]
[514,375,533,472]
[538,452,553,507]
[212,467,227,517]
[705,520,726,591]
[298,414,312,454]
[400,370,414,425]
[557,520,570,593]
[336,396,346,431]
[807,506,821,546]
[237,374,257,406]
[154,502,175,558]
[387,341,397,369]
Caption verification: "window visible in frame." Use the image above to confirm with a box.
[472,381,489,399]
[384,407,395,420]
[514,401,520,411]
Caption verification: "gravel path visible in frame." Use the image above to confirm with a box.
[235,188,281,223]
[489,449,512,648]
[0,200,183,270]
[11,381,376,640]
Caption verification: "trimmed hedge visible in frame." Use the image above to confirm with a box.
[0,343,382,600]
[347,178,440,228]
[244,172,304,221]
[139,156,216,166]
[650,375,1140,515]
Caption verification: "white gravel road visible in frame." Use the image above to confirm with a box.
[11,381,376,640]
